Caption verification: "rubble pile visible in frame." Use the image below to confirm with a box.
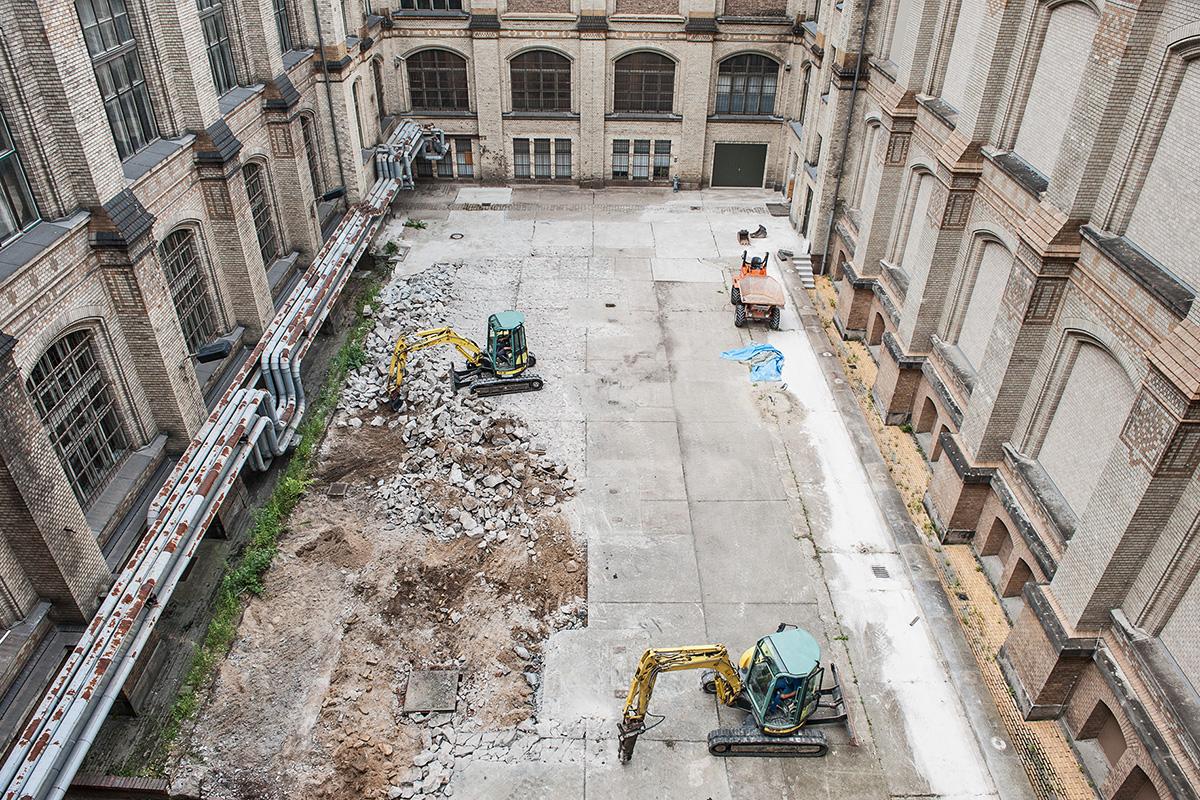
[334,263,577,555]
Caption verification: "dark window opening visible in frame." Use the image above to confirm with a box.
[613,52,675,113]
[243,162,280,265]
[76,0,159,159]
[514,138,530,178]
[158,228,218,352]
[510,50,571,112]
[715,54,779,115]
[0,109,39,245]
[197,0,236,95]
[407,49,469,111]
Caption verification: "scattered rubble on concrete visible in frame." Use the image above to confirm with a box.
[171,242,586,800]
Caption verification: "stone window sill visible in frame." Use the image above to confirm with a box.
[604,112,682,121]
[1001,443,1078,543]
[87,434,168,546]
[503,111,581,120]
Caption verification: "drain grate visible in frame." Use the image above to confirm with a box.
[327,482,348,498]
[871,564,890,579]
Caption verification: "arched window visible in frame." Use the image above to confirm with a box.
[407,50,469,112]
[158,228,218,352]
[510,51,571,112]
[715,54,779,115]
[613,52,675,113]
[1011,2,1099,179]
[351,78,365,145]
[953,237,1012,370]
[26,330,127,504]
[0,107,39,246]
[242,161,280,266]
[372,58,387,122]
[299,113,323,195]
[1036,340,1134,515]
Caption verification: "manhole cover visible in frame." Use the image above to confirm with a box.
[450,232,464,240]
[403,670,460,713]
[327,482,348,498]
[871,565,890,579]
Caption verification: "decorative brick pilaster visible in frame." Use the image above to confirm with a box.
[0,335,110,623]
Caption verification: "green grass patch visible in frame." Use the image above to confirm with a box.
[143,270,384,774]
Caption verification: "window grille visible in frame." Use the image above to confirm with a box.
[715,54,778,115]
[455,138,473,177]
[554,139,571,179]
[510,51,571,112]
[612,140,629,178]
[242,162,280,265]
[613,53,675,113]
[158,229,218,352]
[513,138,531,178]
[407,50,469,111]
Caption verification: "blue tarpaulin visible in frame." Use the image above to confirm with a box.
[720,344,784,382]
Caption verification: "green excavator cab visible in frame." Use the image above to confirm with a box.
[487,311,531,376]
[742,628,823,734]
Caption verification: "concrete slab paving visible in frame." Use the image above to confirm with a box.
[392,187,1032,800]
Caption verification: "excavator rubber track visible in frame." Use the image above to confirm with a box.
[468,373,545,396]
[706,726,829,758]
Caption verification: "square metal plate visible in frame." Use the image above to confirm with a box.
[403,670,460,713]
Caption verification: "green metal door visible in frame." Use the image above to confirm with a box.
[712,143,767,187]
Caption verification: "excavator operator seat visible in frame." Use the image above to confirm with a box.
[744,629,824,734]
[487,311,527,375]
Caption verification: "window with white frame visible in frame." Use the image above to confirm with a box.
[26,330,127,505]
[197,0,236,95]
[158,228,219,352]
[75,0,158,160]
[242,162,280,265]
[0,109,39,246]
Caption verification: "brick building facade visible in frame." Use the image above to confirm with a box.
[817,0,1200,797]
[0,0,1195,792]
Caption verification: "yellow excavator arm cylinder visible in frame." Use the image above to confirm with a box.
[388,327,485,396]
[617,645,742,762]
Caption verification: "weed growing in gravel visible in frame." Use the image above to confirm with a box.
[139,271,386,776]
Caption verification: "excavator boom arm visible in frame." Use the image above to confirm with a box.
[617,645,742,762]
[388,327,485,395]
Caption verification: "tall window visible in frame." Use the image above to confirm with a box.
[799,64,812,123]
[715,54,779,115]
[351,79,365,145]
[273,0,293,52]
[0,110,39,246]
[399,0,462,9]
[533,139,551,179]
[612,140,629,178]
[242,162,280,265]
[613,52,675,113]
[372,58,387,122]
[197,0,236,95]
[513,139,531,178]
[455,138,473,177]
[407,50,469,111]
[554,139,571,179]
[653,140,671,178]
[510,51,571,112]
[27,330,127,505]
[158,229,218,352]
[632,139,651,179]
[76,0,158,160]
[300,114,323,194]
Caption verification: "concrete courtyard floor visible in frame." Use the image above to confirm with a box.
[392,185,1035,800]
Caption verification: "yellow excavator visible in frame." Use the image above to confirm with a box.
[387,311,544,407]
[617,624,848,763]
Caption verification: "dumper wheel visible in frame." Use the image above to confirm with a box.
[769,306,782,330]
[734,304,747,328]
[527,353,537,367]
[730,286,741,305]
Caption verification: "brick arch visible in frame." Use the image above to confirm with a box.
[1112,766,1161,800]
[980,516,1014,561]
[505,45,575,64]
[1078,698,1128,766]
[916,395,938,433]
[868,312,886,346]
[1002,557,1032,597]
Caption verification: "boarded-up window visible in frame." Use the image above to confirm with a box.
[956,239,1010,369]
[1038,342,1134,515]
[1161,578,1200,694]
[898,172,935,289]
[1125,62,1200,288]
[939,0,984,111]
[886,0,920,81]
[1013,3,1099,180]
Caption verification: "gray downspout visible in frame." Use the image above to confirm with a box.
[819,0,873,274]
[311,0,349,195]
